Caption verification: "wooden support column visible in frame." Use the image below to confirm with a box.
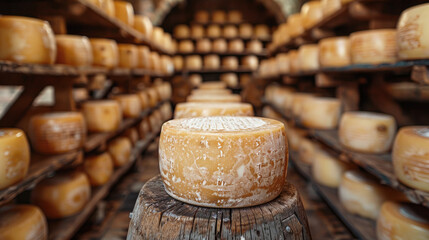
[53,77,76,111]
[336,81,359,112]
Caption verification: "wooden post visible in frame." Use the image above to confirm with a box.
[336,82,359,112]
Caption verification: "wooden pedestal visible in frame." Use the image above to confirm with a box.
[127,175,312,240]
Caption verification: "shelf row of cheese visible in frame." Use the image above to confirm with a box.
[176,38,264,54]
[173,54,258,71]
[192,10,246,25]
[173,24,271,40]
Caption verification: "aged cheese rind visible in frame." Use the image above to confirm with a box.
[318,36,351,67]
[55,35,93,66]
[108,137,132,167]
[350,29,397,64]
[300,97,341,129]
[89,38,119,68]
[312,150,354,188]
[84,152,113,186]
[111,94,142,118]
[82,100,122,132]
[174,102,254,119]
[187,94,241,103]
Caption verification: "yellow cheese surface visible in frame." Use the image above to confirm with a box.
[113,1,134,26]
[312,150,354,187]
[300,97,341,129]
[84,152,113,186]
[112,94,142,118]
[319,36,351,67]
[187,94,241,103]
[350,29,397,64]
[134,15,152,39]
[0,205,48,240]
[108,137,132,167]
[55,35,93,66]
[174,24,190,39]
[117,44,138,68]
[90,38,119,68]
[174,102,254,119]
[82,100,122,132]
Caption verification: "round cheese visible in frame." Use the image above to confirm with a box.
[242,55,259,70]
[287,14,305,38]
[204,54,220,69]
[247,40,263,53]
[185,55,202,70]
[339,170,407,220]
[187,94,241,103]
[190,25,204,39]
[262,106,283,121]
[223,25,238,38]
[138,118,151,139]
[146,87,160,107]
[254,24,270,40]
[137,46,151,69]
[173,56,184,71]
[159,116,288,208]
[221,73,239,88]
[196,39,212,52]
[87,0,115,16]
[207,25,221,38]
[174,24,190,39]
[157,82,172,101]
[160,55,174,74]
[0,16,56,64]
[289,50,301,74]
[319,36,351,67]
[134,15,152,39]
[32,171,91,219]
[160,103,172,120]
[212,39,228,52]
[377,202,429,240]
[191,88,231,95]
[291,93,314,118]
[0,205,48,240]
[151,27,164,46]
[174,102,253,119]
[111,94,141,118]
[82,100,121,132]
[55,35,92,66]
[222,56,239,69]
[339,111,396,153]
[123,127,139,145]
[393,126,429,192]
[73,88,88,102]
[239,23,253,38]
[321,0,342,17]
[117,44,138,68]
[90,38,119,68]
[199,81,226,89]
[350,29,397,64]
[0,129,30,190]
[298,138,319,165]
[113,1,134,26]
[287,127,308,151]
[212,10,226,23]
[276,53,290,74]
[301,1,324,30]
[194,11,209,23]
[108,137,132,167]
[178,40,194,53]
[228,39,244,53]
[300,97,341,129]
[149,51,160,71]
[298,44,320,71]
[28,112,86,154]
[312,150,355,188]
[83,152,113,186]
[228,10,242,23]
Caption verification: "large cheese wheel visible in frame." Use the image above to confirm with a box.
[185,55,202,70]
[90,38,119,68]
[222,56,239,70]
[228,10,242,23]
[173,56,184,71]
[196,39,211,52]
[134,15,152,39]
[247,40,263,53]
[55,35,93,66]
[149,51,160,71]
[242,55,259,70]
[0,205,48,240]
[397,3,429,60]
[298,138,319,164]
[82,100,121,132]
[228,39,244,52]
[146,87,160,107]
[112,94,142,118]
[291,93,314,117]
[123,127,139,145]
[301,1,324,30]
[393,126,429,192]
[254,24,270,40]
[117,44,138,68]
[159,116,288,208]
[190,25,205,39]
[83,152,113,186]
[87,0,115,16]
[0,129,30,190]
[288,127,308,151]
[207,25,221,38]
[204,54,220,69]
[160,55,174,74]
[298,44,319,71]
[239,23,253,38]
[28,112,86,154]
[178,40,194,53]
[289,50,301,74]
[221,73,239,88]
[223,25,238,39]
[137,90,149,110]
[194,11,209,23]
[339,170,407,220]
[321,0,342,17]
[350,29,397,64]
[137,46,151,69]
[156,82,172,101]
[212,10,226,23]
[339,111,396,153]
[113,1,134,25]
[312,150,355,188]
[108,137,132,167]
[151,27,164,44]
[276,53,290,74]
[287,14,305,38]
[187,94,241,103]
[319,36,351,67]
[163,33,174,53]
[199,81,226,89]
[32,171,91,219]
[174,102,253,119]
[377,202,429,240]
[174,24,190,39]
[300,97,341,129]
[212,39,227,52]
[0,16,56,64]
[191,88,231,95]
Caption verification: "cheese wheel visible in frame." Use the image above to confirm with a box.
[191,88,231,95]
[199,81,226,89]
[221,73,239,88]
[185,55,202,70]
[113,1,134,26]
[288,127,308,151]
[298,138,319,164]
[289,50,300,74]
[90,38,119,68]
[377,202,429,240]
[174,24,190,39]
[123,127,139,145]
[159,116,288,208]
[287,14,305,38]
[0,129,30,190]
[239,23,253,38]
[223,25,238,39]
[146,88,159,107]
[300,97,341,129]
[339,111,396,153]
[204,54,220,69]
[151,27,164,44]
[82,100,121,132]
[134,15,152,39]
[0,205,48,240]
[87,0,115,16]
[247,40,263,53]
[187,94,241,103]
[262,105,283,121]
[111,94,141,118]
[83,152,113,186]
[160,55,174,74]
[178,40,194,53]
[196,39,211,52]
[298,44,320,71]
[150,51,160,71]
[212,39,227,52]
[301,1,324,30]
[108,137,132,167]
[254,24,270,40]
[117,44,138,68]
[350,29,397,64]
[228,39,244,52]
[156,82,172,100]
[190,25,205,39]
[28,112,86,154]
[160,102,172,120]
[32,171,91,219]
[258,60,269,77]
[73,88,88,102]
[321,0,342,17]
[339,170,407,219]
[397,3,429,60]
[137,46,151,69]
[291,93,314,117]
[228,10,242,23]
[212,10,226,23]
[276,53,290,74]
[392,126,429,192]
[174,102,253,119]
[0,16,56,64]
[194,10,209,23]
[319,36,351,67]
[138,118,151,139]
[55,35,93,66]
[242,55,259,70]
[222,56,239,69]
[173,56,184,71]
[207,25,221,38]
[312,150,354,188]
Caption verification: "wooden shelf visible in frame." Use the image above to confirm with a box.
[175,51,267,58]
[175,68,254,75]
[175,36,271,43]
[48,130,160,240]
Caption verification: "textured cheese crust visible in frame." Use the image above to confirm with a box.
[159,116,288,208]
[196,39,211,52]
[212,39,227,52]
[300,97,341,129]
[0,205,48,240]
[82,100,122,132]
[84,152,113,186]
[377,202,429,240]
[89,38,119,68]
[187,94,241,103]
[117,44,138,68]
[191,25,205,39]
[174,102,254,119]
[207,25,221,38]
[204,55,220,69]
[185,55,202,70]
[350,29,397,64]
[199,81,227,89]
[223,25,238,38]
[28,112,86,154]
[0,16,56,64]
[228,40,244,53]
[239,23,253,38]
[312,150,354,188]
[174,25,190,39]
[0,129,30,190]
[393,126,429,192]
[113,1,134,26]
[32,171,91,219]
[134,15,152,39]
[108,137,132,167]
[301,1,323,30]
[55,35,93,66]
[298,44,320,71]
[111,94,142,118]
[319,37,351,67]
[339,111,396,153]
